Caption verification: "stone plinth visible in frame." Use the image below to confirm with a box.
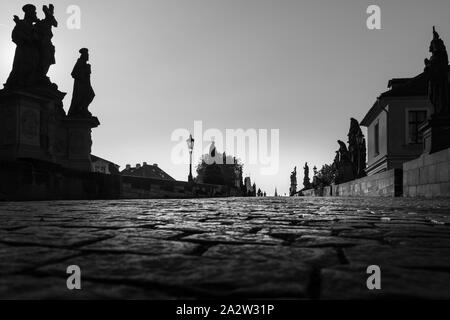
[0,88,66,163]
[420,115,450,154]
[64,116,100,172]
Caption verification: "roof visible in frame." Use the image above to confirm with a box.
[387,78,411,89]
[379,72,428,99]
[361,100,382,127]
[361,65,450,126]
[91,155,120,168]
[121,164,175,181]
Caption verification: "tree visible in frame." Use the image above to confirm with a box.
[303,162,311,189]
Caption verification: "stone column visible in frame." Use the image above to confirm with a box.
[63,116,100,172]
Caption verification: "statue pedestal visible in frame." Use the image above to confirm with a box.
[0,88,66,163]
[420,115,450,154]
[64,116,100,172]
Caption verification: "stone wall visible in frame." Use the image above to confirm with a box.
[302,187,332,197]
[0,159,121,201]
[332,169,403,197]
[301,189,318,197]
[121,175,239,199]
[403,148,450,198]
[0,159,241,201]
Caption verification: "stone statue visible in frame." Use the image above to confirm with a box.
[35,4,57,85]
[68,48,96,118]
[347,118,367,178]
[335,140,355,184]
[257,188,262,197]
[424,26,450,116]
[5,4,40,88]
[303,162,311,189]
[5,4,58,89]
[289,166,297,196]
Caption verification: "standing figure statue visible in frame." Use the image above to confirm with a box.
[335,140,355,184]
[35,4,57,85]
[424,26,450,116]
[5,4,40,88]
[347,118,367,178]
[289,166,297,196]
[68,48,96,118]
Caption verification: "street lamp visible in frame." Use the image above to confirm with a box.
[186,134,195,182]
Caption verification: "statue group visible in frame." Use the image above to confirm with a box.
[5,4,95,119]
[0,4,99,172]
[333,118,367,184]
[6,4,57,89]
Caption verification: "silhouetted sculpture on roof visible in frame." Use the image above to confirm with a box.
[424,26,450,116]
[68,48,96,118]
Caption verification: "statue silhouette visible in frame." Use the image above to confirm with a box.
[5,4,39,88]
[68,48,96,118]
[424,26,450,116]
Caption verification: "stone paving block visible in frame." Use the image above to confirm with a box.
[182,232,283,245]
[37,253,312,298]
[0,244,79,274]
[269,228,332,239]
[321,264,450,299]
[338,228,387,240]
[293,235,379,248]
[0,275,178,299]
[345,244,450,269]
[107,228,183,240]
[384,237,450,248]
[81,236,199,256]
[0,226,113,248]
[203,244,339,268]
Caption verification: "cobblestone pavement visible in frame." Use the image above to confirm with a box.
[1,197,450,299]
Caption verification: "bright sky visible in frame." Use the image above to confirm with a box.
[1,0,450,195]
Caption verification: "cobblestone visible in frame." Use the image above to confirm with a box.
[1,197,450,299]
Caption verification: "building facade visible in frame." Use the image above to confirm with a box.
[91,155,120,174]
[360,72,444,175]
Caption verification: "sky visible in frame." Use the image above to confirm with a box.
[1,0,450,195]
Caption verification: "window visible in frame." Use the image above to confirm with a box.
[408,110,427,144]
[374,122,380,156]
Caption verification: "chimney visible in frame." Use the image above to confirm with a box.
[143,162,147,166]
[126,164,131,170]
[136,164,141,169]
[153,163,158,167]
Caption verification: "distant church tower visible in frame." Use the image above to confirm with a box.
[274,188,278,197]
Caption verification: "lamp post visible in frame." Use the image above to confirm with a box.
[186,134,194,183]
